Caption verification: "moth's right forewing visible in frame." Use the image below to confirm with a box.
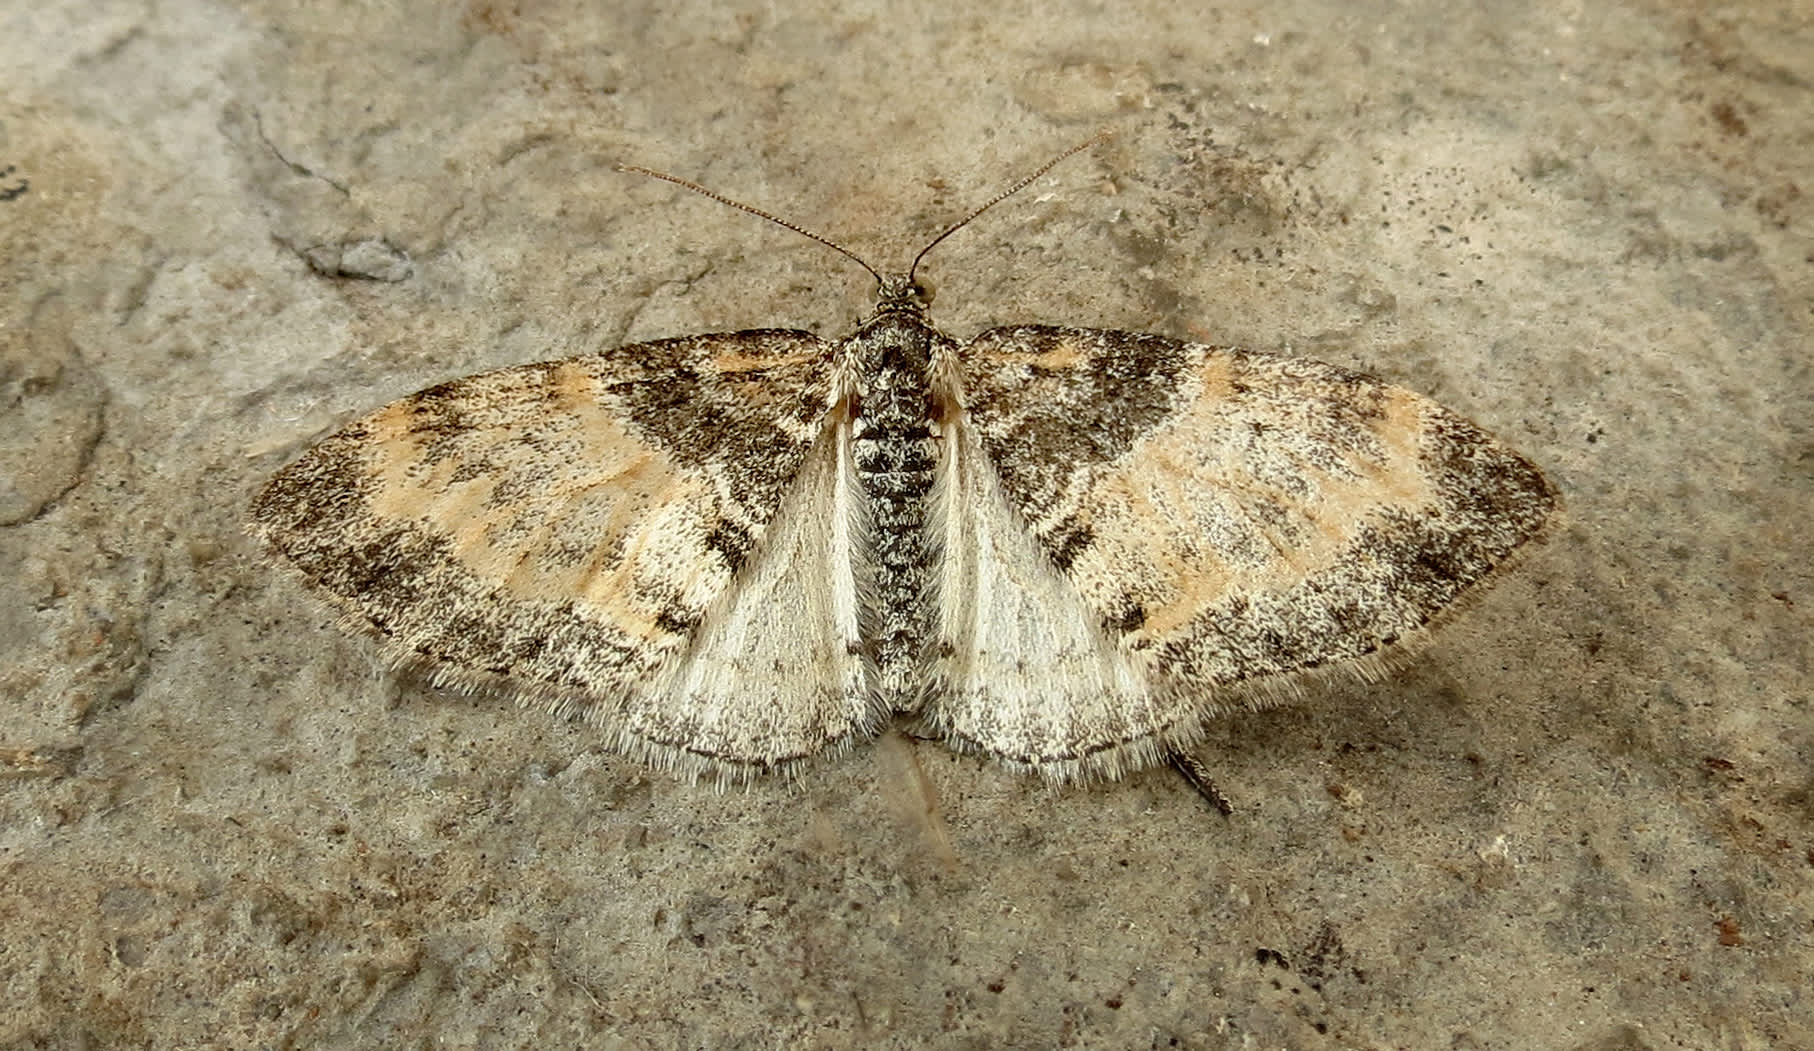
[248,330,847,772]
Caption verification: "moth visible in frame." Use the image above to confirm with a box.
[249,139,1558,791]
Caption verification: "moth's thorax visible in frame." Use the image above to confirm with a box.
[848,303,945,713]
[850,313,936,394]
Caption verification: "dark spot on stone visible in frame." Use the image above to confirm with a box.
[1711,100,1747,137]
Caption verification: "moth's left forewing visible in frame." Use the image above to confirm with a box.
[928,324,1558,780]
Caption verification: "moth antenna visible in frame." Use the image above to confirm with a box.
[906,129,1113,284]
[617,164,886,287]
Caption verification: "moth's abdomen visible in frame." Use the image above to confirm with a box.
[849,316,945,712]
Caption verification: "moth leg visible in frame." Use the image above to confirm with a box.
[1168,751,1235,816]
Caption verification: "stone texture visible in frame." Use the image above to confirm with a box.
[1,1,1807,1047]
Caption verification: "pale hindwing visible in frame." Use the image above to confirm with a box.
[925,406,1158,778]
[635,413,873,774]
[249,330,871,777]
[932,325,1557,777]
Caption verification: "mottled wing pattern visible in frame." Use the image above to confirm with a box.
[249,330,873,779]
[926,324,1558,778]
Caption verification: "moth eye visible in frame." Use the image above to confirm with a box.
[911,277,935,305]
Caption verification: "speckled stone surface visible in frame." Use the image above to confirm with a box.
[1,2,1807,1048]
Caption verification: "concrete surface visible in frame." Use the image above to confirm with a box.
[1,1,1808,1048]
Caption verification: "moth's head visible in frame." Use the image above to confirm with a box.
[873,273,934,318]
